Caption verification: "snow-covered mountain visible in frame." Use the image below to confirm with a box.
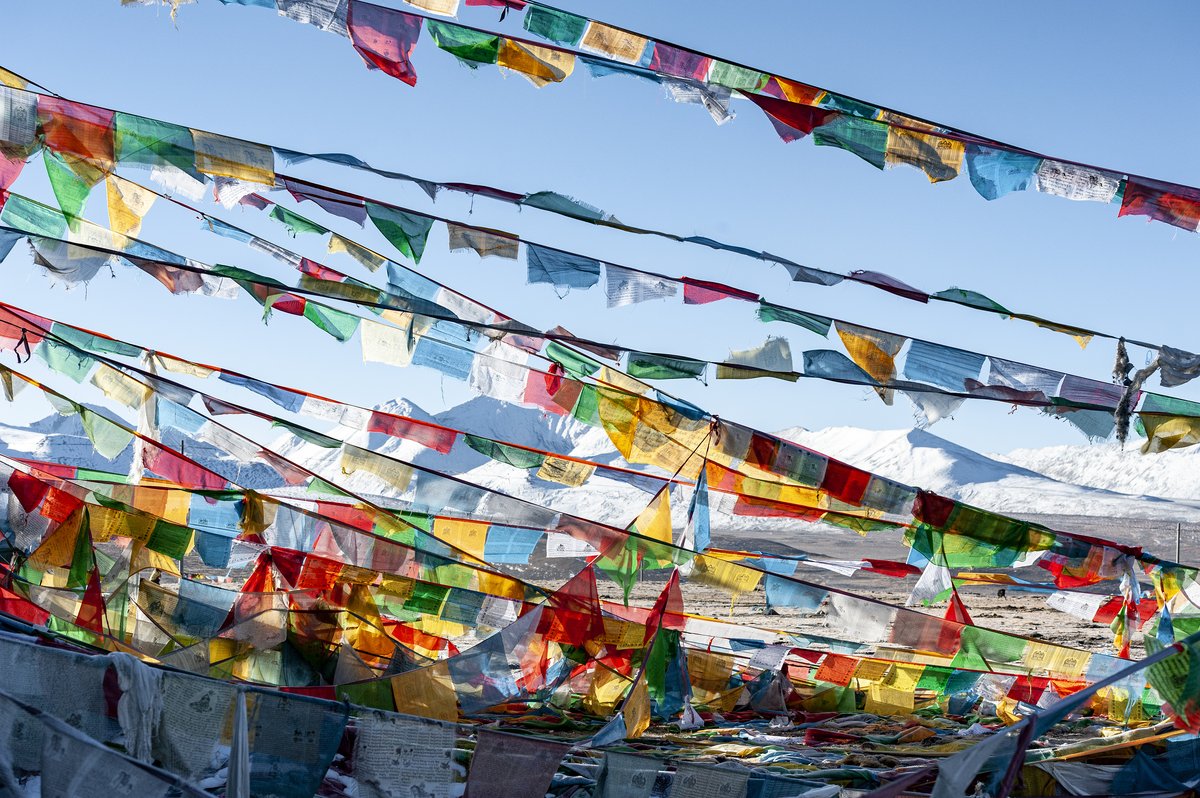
[779,426,1200,522]
[3,397,1198,536]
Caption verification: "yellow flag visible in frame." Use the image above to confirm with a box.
[865,683,915,716]
[579,22,649,64]
[328,234,386,272]
[406,0,459,14]
[881,113,964,183]
[690,554,762,597]
[835,322,906,405]
[536,456,594,487]
[106,175,156,238]
[390,662,459,722]
[583,665,630,715]
[630,487,672,543]
[433,517,488,560]
[498,39,575,87]
[91,363,151,409]
[191,130,274,185]
[623,675,652,739]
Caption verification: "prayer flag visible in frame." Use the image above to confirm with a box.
[498,39,576,87]
[367,202,434,262]
[348,0,423,86]
[522,6,586,45]
[427,21,502,67]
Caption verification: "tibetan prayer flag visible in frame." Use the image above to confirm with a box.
[627,352,706,381]
[466,729,570,798]
[353,712,456,798]
[544,340,601,378]
[882,115,964,182]
[0,87,37,151]
[284,180,368,225]
[847,270,928,302]
[498,39,576,87]
[579,22,649,65]
[302,302,359,341]
[1056,374,1122,408]
[903,340,985,391]
[526,244,600,291]
[604,264,677,307]
[1119,177,1200,232]
[987,356,1062,397]
[361,317,417,366]
[536,456,595,486]
[743,91,837,142]
[408,0,459,15]
[0,155,24,211]
[648,43,710,81]
[1137,388,1196,437]
[836,322,906,403]
[706,61,767,92]
[765,75,824,106]
[1158,346,1200,388]
[105,175,155,239]
[447,223,517,258]
[330,233,385,271]
[717,337,793,381]
[427,20,501,67]
[269,204,328,237]
[964,144,1040,200]
[663,79,733,125]
[367,202,434,262]
[522,6,587,45]
[191,130,274,185]
[412,335,474,381]
[483,525,542,564]
[757,300,831,336]
[348,0,423,86]
[278,0,350,36]
[1034,160,1121,203]
[932,287,1010,315]
[464,434,544,468]
[629,488,672,544]
[802,349,877,387]
[813,115,889,170]
[369,410,456,453]
[38,96,114,167]
[43,151,97,229]
[681,277,757,305]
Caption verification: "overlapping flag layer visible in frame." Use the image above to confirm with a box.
[0,5,1197,797]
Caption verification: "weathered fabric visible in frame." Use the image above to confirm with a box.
[604,264,677,307]
[348,1,422,86]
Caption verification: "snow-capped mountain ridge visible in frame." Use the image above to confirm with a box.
[1,396,1197,528]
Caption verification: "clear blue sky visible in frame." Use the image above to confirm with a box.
[2,0,1199,456]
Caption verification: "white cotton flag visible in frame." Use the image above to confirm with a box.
[545,532,598,558]
[361,318,417,367]
[1046,590,1108,622]
[907,559,953,606]
[469,340,528,403]
[726,336,793,373]
[406,0,460,16]
[149,162,207,201]
[0,86,37,148]
[604,264,679,308]
[1034,160,1121,203]
[663,79,734,125]
[277,0,349,37]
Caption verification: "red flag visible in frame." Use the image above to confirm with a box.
[681,277,758,305]
[743,91,838,143]
[348,0,423,87]
[75,569,107,634]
